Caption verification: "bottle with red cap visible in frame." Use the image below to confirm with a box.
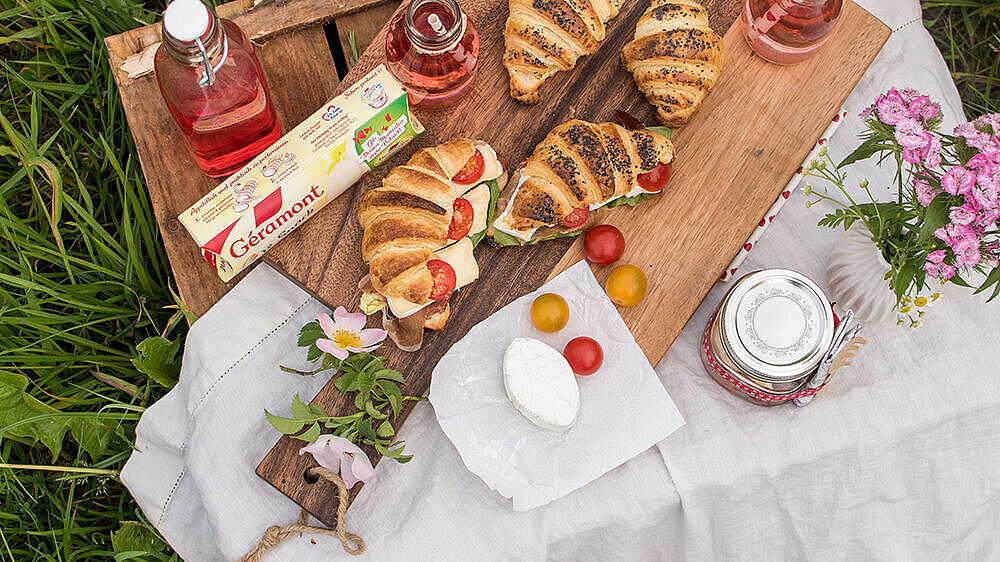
[154,0,280,177]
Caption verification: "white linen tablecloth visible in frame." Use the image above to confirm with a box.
[121,2,1000,559]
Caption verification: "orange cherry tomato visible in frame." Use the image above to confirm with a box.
[427,259,457,300]
[448,197,474,240]
[452,149,485,184]
[530,293,569,333]
[605,264,647,306]
[584,224,625,265]
[637,162,671,192]
[561,207,590,229]
[563,336,603,376]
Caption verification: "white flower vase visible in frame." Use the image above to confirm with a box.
[827,224,896,325]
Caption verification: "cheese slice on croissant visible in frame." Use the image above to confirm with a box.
[357,138,507,350]
[492,119,673,243]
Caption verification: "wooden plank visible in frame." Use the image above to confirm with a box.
[257,1,889,527]
[103,0,380,314]
[336,1,403,66]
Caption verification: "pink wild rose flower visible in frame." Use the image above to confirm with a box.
[315,307,387,360]
[299,434,376,489]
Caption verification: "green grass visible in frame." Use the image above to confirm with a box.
[0,0,997,560]
[923,0,1000,117]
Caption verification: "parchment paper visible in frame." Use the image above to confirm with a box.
[429,261,685,510]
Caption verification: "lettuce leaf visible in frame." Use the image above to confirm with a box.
[491,228,582,247]
[469,178,500,248]
[605,192,654,208]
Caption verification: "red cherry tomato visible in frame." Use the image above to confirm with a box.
[427,259,457,300]
[637,162,672,192]
[563,336,604,376]
[448,198,474,240]
[452,150,485,184]
[584,224,625,265]
[561,207,590,229]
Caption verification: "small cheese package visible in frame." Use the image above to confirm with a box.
[178,64,423,281]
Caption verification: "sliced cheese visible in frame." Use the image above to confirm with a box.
[462,183,491,235]
[385,237,479,319]
[476,143,503,182]
[503,337,580,432]
[492,173,538,242]
[431,237,479,288]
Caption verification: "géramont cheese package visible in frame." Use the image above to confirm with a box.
[178,64,423,281]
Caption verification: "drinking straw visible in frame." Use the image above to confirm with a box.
[719,109,847,282]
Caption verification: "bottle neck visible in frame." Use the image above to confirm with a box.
[403,0,465,54]
[161,10,228,86]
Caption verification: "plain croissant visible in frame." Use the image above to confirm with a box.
[621,0,724,127]
[503,0,622,104]
[492,119,674,241]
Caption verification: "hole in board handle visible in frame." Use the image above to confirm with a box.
[303,467,319,484]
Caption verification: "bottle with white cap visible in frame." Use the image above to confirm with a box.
[154,0,280,177]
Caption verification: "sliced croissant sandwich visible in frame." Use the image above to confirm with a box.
[490,119,673,245]
[621,0,724,127]
[358,139,507,350]
[503,0,622,104]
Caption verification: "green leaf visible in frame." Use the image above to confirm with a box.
[646,126,673,139]
[893,261,917,303]
[131,337,180,388]
[308,402,328,417]
[377,420,395,437]
[111,521,166,557]
[490,229,522,246]
[296,422,321,443]
[470,178,501,248]
[373,368,405,383]
[838,136,887,167]
[290,394,312,420]
[379,381,403,415]
[918,194,950,244]
[357,370,376,400]
[264,410,305,435]
[334,370,359,393]
[297,320,325,347]
[974,265,1000,301]
[605,192,654,208]
[491,228,583,246]
[357,418,377,441]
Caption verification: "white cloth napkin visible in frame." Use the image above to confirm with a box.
[430,261,684,510]
[121,2,1000,560]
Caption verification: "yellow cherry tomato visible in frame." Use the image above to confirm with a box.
[606,264,647,306]
[530,293,569,332]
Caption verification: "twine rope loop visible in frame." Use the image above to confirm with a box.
[240,467,365,560]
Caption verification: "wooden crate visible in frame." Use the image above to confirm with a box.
[104,0,401,316]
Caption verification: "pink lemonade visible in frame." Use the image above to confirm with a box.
[743,0,844,64]
[385,0,479,108]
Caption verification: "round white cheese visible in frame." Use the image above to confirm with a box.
[503,337,580,432]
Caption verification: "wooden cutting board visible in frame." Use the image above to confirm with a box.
[257,1,890,526]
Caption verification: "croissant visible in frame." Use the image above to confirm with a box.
[621,0,724,127]
[491,119,674,244]
[503,0,621,104]
[358,138,506,349]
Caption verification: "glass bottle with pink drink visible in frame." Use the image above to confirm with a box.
[154,0,281,177]
[385,0,480,108]
[743,0,844,64]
